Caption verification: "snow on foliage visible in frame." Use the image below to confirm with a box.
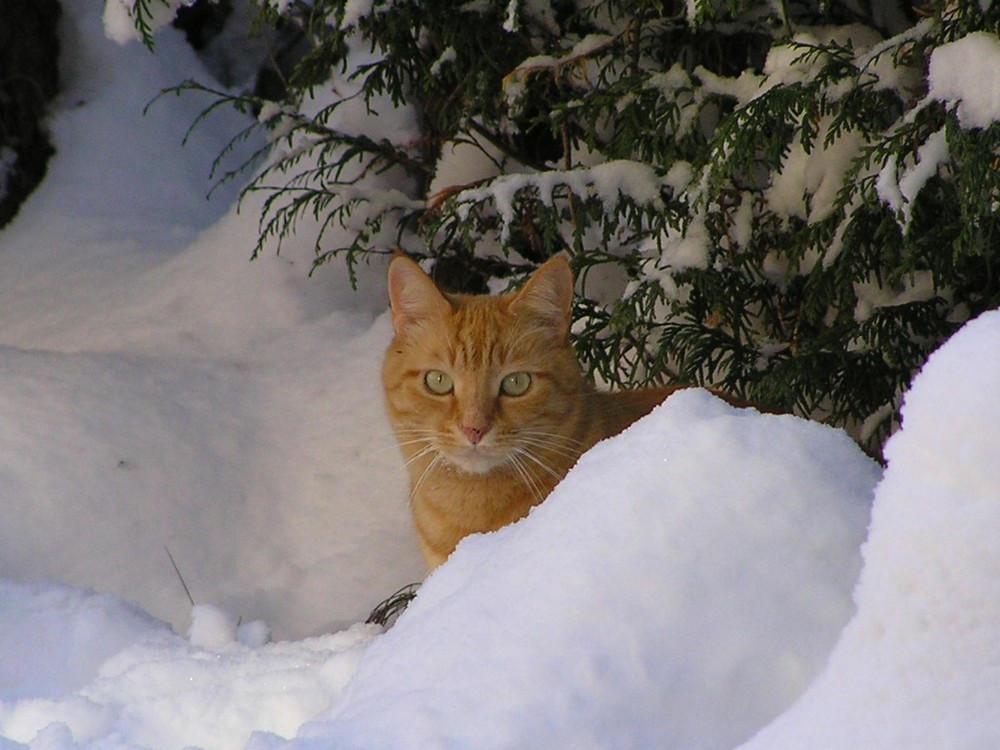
[456,160,664,244]
[103,0,191,44]
[876,128,950,231]
[929,31,1000,130]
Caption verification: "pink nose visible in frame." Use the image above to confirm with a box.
[462,424,490,445]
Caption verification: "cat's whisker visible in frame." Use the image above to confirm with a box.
[392,437,439,451]
[354,435,439,510]
[361,428,439,459]
[520,430,584,444]
[515,436,583,461]
[402,444,438,474]
[389,436,432,454]
[514,436,584,461]
[386,428,438,454]
[517,429,586,448]
[410,452,443,500]
[512,447,564,482]
[507,453,546,504]
[363,445,434,504]
[390,428,440,440]
[383,253,706,570]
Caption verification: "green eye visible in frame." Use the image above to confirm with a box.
[424,370,454,395]
[500,371,532,397]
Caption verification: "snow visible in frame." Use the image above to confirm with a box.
[856,18,933,96]
[0,0,424,640]
[853,270,938,323]
[765,117,864,225]
[187,604,241,649]
[876,127,950,230]
[696,26,884,109]
[929,31,1000,129]
[738,309,1000,749]
[0,2,997,749]
[0,584,378,750]
[341,0,382,28]
[102,0,188,45]
[455,161,663,244]
[696,27,898,236]
[428,132,524,198]
[287,392,875,750]
[646,65,703,138]
[644,211,711,273]
[503,0,520,33]
[730,192,754,249]
[429,46,457,77]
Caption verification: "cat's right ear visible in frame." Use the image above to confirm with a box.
[387,255,451,336]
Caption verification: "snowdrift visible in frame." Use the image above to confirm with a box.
[287,391,876,750]
[737,309,1000,749]
[0,1,424,638]
[0,390,878,750]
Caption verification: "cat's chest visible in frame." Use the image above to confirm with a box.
[415,458,553,508]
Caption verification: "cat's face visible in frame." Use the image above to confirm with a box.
[383,256,585,476]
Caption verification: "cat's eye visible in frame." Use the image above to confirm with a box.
[500,371,532,397]
[424,370,454,395]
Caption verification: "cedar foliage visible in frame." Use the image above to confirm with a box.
[135,0,1000,455]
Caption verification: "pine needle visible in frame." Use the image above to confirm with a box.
[165,545,196,607]
[366,583,421,628]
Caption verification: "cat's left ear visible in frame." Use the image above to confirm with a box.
[510,254,574,337]
[387,255,451,336]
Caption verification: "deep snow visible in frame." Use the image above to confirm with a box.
[0,1,424,639]
[284,391,876,750]
[0,3,998,750]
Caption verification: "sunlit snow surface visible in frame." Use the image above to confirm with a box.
[0,0,425,639]
[0,3,998,749]
[738,310,1000,750]
[286,391,876,750]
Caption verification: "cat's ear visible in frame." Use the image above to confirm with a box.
[510,254,574,337]
[387,255,451,335]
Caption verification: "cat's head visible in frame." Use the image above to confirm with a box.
[382,255,586,476]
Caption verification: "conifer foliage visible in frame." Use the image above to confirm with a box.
[135,0,1000,454]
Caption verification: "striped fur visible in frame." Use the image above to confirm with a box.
[383,255,691,568]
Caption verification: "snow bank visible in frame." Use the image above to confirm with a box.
[0,0,424,639]
[0,393,878,750]
[738,309,1000,750]
[0,582,378,750]
[285,392,877,750]
[0,2,393,356]
[0,314,423,638]
[0,581,163,701]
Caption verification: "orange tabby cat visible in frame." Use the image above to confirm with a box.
[384,254,724,569]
